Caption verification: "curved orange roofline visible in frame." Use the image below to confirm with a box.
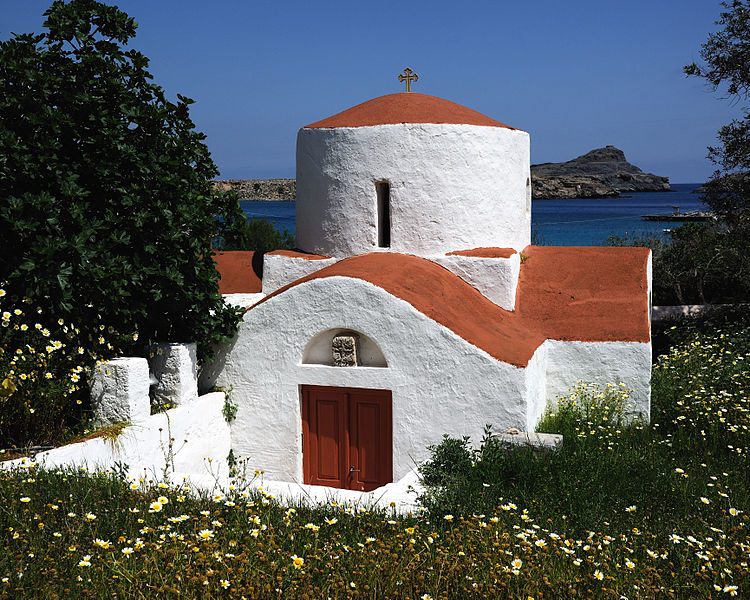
[248,249,650,367]
[304,93,521,130]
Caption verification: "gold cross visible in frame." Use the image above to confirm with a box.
[398,68,418,92]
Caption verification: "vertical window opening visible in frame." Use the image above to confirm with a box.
[376,181,390,248]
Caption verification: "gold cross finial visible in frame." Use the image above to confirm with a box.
[398,68,418,92]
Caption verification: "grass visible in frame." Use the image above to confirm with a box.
[0,318,747,598]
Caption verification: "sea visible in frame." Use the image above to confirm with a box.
[240,183,707,247]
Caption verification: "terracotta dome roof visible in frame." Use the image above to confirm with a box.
[304,93,519,130]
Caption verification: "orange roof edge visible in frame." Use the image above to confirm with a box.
[213,250,263,294]
[446,247,517,259]
[247,249,650,367]
[304,93,522,131]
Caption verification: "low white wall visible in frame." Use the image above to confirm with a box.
[206,276,533,483]
[296,123,531,258]
[431,252,520,310]
[543,340,652,421]
[261,254,338,294]
[11,392,231,485]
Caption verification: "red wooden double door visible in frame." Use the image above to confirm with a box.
[302,385,392,492]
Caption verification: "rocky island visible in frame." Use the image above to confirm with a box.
[213,146,670,202]
[531,145,670,199]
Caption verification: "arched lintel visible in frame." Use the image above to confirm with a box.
[301,328,388,367]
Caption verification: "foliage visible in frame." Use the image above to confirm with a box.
[0,0,244,365]
[215,195,295,252]
[0,290,128,447]
[607,223,750,304]
[685,0,750,225]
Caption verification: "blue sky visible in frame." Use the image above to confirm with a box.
[1,0,744,183]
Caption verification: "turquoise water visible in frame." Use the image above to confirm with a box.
[240,183,707,247]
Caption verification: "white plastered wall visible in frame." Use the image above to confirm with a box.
[431,253,521,310]
[202,277,543,483]
[542,340,652,421]
[296,124,531,257]
[261,254,338,294]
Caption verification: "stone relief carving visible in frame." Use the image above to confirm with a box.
[332,333,360,367]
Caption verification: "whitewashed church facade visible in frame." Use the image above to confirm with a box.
[205,91,653,492]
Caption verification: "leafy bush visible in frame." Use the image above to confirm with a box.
[0,0,243,365]
[0,289,130,446]
[607,223,750,304]
[215,199,295,252]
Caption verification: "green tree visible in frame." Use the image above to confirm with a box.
[216,208,295,253]
[685,0,750,225]
[0,0,244,361]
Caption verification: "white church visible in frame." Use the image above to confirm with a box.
[13,82,651,498]
[206,87,653,493]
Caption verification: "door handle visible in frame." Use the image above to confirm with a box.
[349,466,360,473]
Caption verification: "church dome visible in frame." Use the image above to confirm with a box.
[295,92,531,258]
[304,93,519,130]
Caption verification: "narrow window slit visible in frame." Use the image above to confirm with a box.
[376,181,390,248]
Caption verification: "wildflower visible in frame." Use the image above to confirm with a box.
[0,289,4,297]
[511,558,522,569]
[535,539,547,548]
[729,508,741,516]
[325,517,338,525]
[669,534,682,544]
[78,555,92,567]
[593,570,604,580]
[85,512,97,521]
[158,496,169,505]
[93,539,111,549]
[700,497,710,505]
[20,497,30,503]
[625,560,635,569]
[149,501,162,512]
[625,505,636,512]
[723,586,739,596]
[130,483,139,490]
[291,555,304,569]
[220,579,230,589]
[197,529,214,540]
[421,595,433,600]
[122,547,134,556]
[405,527,415,534]
[444,514,454,522]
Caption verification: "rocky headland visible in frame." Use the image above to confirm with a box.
[213,178,296,202]
[531,146,670,199]
[213,146,670,202]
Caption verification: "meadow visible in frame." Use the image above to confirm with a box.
[0,313,747,599]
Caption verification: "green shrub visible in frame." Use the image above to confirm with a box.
[215,202,295,252]
[0,0,243,365]
[0,290,130,446]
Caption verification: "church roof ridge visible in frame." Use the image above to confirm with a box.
[243,249,650,367]
[303,93,520,130]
